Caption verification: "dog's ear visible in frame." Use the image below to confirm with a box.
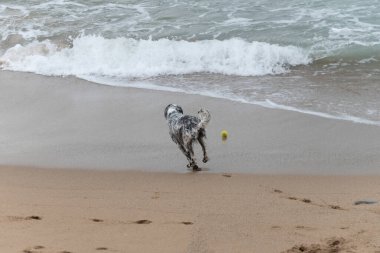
[177,105,183,114]
[164,104,172,119]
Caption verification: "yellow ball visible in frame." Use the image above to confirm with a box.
[221,130,228,141]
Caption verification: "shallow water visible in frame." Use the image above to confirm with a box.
[0,0,379,124]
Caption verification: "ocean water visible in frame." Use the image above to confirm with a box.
[0,0,379,125]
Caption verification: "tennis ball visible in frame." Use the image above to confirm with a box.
[221,130,228,141]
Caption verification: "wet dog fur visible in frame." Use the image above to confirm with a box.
[164,104,211,171]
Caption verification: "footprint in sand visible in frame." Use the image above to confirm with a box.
[283,237,349,253]
[134,220,152,224]
[274,189,344,210]
[96,247,108,251]
[288,197,312,203]
[329,205,343,210]
[181,221,193,225]
[295,225,316,231]
[8,215,42,222]
[26,216,42,220]
[91,218,104,223]
[222,174,232,178]
[23,246,45,253]
[354,200,377,205]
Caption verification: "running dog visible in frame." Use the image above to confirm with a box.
[164,104,211,171]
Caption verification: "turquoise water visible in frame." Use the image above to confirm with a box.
[0,0,379,124]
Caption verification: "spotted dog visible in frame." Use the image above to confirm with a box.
[164,104,211,171]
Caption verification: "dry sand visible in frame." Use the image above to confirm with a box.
[1,70,380,252]
[1,166,380,253]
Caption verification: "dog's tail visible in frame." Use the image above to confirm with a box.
[197,108,211,129]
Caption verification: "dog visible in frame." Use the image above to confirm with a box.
[164,104,211,171]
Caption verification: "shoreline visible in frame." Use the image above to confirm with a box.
[1,70,380,252]
[78,74,380,127]
[1,70,380,174]
[1,165,380,252]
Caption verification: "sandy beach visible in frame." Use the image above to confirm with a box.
[1,70,380,252]
[1,167,380,253]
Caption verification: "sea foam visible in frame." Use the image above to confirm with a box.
[0,35,311,78]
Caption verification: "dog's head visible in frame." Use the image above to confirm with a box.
[164,104,183,119]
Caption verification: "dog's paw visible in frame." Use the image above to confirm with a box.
[187,164,191,168]
[203,157,209,163]
[192,165,201,171]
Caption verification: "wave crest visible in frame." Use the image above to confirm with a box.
[0,35,311,78]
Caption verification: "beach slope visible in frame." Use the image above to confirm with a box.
[1,167,380,252]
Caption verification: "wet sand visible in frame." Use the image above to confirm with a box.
[0,70,379,174]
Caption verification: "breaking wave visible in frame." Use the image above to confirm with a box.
[0,35,311,78]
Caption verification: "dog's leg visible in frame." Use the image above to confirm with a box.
[186,141,200,171]
[198,136,209,163]
[177,144,193,167]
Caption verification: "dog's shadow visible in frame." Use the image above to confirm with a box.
[187,167,210,173]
